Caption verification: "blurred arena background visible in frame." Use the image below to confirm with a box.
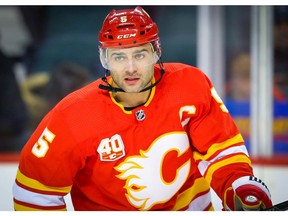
[0,5,287,210]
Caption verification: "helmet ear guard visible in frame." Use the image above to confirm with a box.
[99,47,109,70]
[151,39,162,59]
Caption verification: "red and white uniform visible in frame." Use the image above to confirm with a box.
[13,63,253,211]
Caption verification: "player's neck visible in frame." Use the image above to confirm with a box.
[112,90,151,108]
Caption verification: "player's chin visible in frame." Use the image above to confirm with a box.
[123,85,143,93]
[124,88,142,93]
[122,83,143,93]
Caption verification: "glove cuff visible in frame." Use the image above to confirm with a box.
[224,176,272,211]
[232,176,271,198]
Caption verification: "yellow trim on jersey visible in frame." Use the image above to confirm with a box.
[172,177,210,210]
[109,92,132,114]
[205,154,252,185]
[223,186,233,210]
[109,77,156,114]
[16,169,72,193]
[208,205,215,211]
[193,133,244,161]
[14,202,66,211]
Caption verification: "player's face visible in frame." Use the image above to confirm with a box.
[106,43,157,93]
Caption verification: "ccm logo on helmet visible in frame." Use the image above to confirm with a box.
[117,33,137,39]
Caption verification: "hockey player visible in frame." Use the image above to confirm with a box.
[13,6,272,211]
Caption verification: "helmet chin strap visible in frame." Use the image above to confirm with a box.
[98,59,165,93]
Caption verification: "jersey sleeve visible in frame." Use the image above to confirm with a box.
[13,108,85,210]
[187,71,253,204]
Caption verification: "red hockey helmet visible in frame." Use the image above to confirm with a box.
[99,6,160,49]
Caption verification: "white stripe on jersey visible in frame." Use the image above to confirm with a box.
[197,145,249,176]
[13,182,66,207]
[186,190,212,210]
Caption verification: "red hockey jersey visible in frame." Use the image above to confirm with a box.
[13,63,253,211]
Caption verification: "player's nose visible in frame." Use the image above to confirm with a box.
[125,59,138,73]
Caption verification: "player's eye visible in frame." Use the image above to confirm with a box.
[114,55,126,62]
[134,53,145,60]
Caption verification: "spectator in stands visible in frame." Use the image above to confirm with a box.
[274,7,288,67]
[226,53,251,101]
[21,62,92,131]
[43,62,92,112]
[273,6,288,101]
[226,52,288,102]
[274,61,288,101]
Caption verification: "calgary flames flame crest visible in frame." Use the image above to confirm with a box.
[114,132,191,210]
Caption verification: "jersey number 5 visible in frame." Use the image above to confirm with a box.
[32,127,55,158]
[211,87,229,113]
